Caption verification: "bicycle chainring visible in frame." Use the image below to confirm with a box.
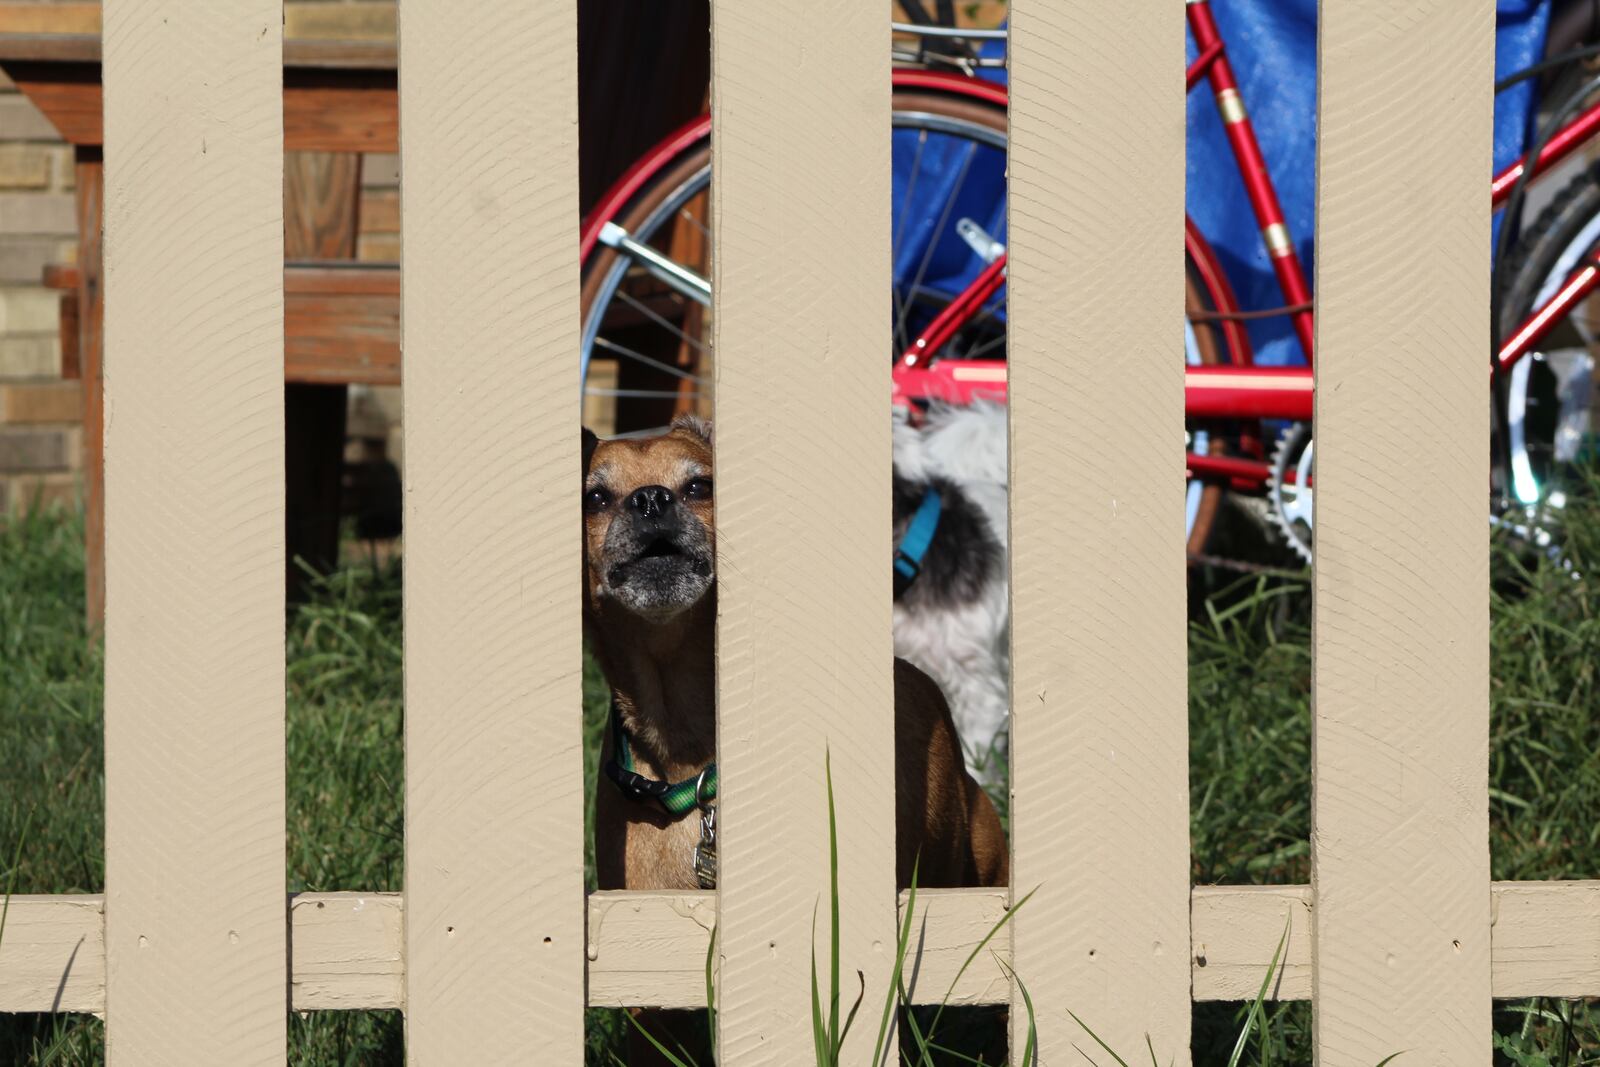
[1267,422,1314,565]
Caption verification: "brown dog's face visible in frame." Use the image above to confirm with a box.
[583,417,715,622]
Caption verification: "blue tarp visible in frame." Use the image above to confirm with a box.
[891,4,1552,368]
[1182,0,1551,366]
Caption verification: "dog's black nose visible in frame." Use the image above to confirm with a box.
[627,485,675,518]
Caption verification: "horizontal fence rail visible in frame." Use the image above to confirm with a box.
[7,884,1600,1014]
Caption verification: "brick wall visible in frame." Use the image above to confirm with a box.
[0,0,402,515]
[0,0,1007,515]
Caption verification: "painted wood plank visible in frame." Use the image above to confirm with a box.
[289,893,404,1011]
[1006,0,1190,1059]
[6,883,1600,1012]
[1311,5,1495,1063]
[100,1,285,1060]
[397,0,584,1060]
[1191,885,1314,1002]
[587,890,718,1009]
[0,895,105,1013]
[708,2,895,1060]
[1489,881,1600,999]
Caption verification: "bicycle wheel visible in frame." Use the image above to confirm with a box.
[1498,160,1600,510]
[579,82,1245,555]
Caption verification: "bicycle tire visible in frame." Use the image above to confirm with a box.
[579,84,1243,560]
[1498,157,1600,506]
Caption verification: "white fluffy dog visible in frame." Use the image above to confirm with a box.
[891,401,1010,783]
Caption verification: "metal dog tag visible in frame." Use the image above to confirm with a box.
[693,803,717,889]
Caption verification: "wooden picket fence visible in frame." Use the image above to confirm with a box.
[0,0,1591,1063]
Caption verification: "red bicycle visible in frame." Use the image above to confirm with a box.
[577,1,1600,566]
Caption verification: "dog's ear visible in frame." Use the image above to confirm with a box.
[582,427,599,473]
[670,414,713,448]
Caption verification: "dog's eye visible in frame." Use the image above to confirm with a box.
[584,487,613,513]
[683,478,713,501]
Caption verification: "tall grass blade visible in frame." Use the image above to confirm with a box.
[872,859,919,1067]
[827,748,842,1058]
[1065,1008,1134,1067]
[812,902,828,1064]
[1226,912,1291,1067]
[0,804,35,953]
[839,970,866,1051]
[922,884,1037,1044]
[621,1009,701,1067]
[704,925,718,1061]
[896,974,938,1067]
[1006,961,1040,1067]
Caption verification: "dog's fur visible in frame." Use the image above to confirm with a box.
[890,402,1011,780]
[583,417,1008,893]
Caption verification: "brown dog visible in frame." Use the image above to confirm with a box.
[584,416,1008,893]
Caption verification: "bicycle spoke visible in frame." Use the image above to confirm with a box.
[892,129,930,355]
[583,388,701,400]
[893,139,979,349]
[615,288,709,354]
[605,424,677,440]
[959,300,1008,361]
[960,330,1007,362]
[593,335,709,384]
[678,205,710,240]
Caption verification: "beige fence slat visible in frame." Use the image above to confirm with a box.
[398,0,584,1059]
[1006,0,1189,1059]
[100,1,285,1060]
[709,2,894,1060]
[1311,4,1495,1062]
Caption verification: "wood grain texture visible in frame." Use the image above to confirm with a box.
[284,153,362,260]
[1006,0,1189,1059]
[587,890,718,1009]
[100,1,285,1062]
[587,888,1011,1010]
[1191,885,1314,1002]
[289,893,404,1011]
[4,64,397,152]
[6,883,1600,1012]
[398,0,584,1061]
[708,2,895,1061]
[0,895,105,1013]
[43,263,401,386]
[74,153,103,627]
[1311,5,1495,1063]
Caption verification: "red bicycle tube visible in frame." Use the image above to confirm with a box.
[900,256,1007,368]
[1497,252,1600,372]
[1185,451,1304,487]
[1492,97,1600,208]
[1187,0,1316,364]
[1186,39,1225,91]
[1187,364,1312,420]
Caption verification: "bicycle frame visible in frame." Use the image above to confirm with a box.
[580,8,1600,487]
[895,1,1600,483]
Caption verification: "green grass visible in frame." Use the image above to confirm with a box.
[7,490,1600,1063]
